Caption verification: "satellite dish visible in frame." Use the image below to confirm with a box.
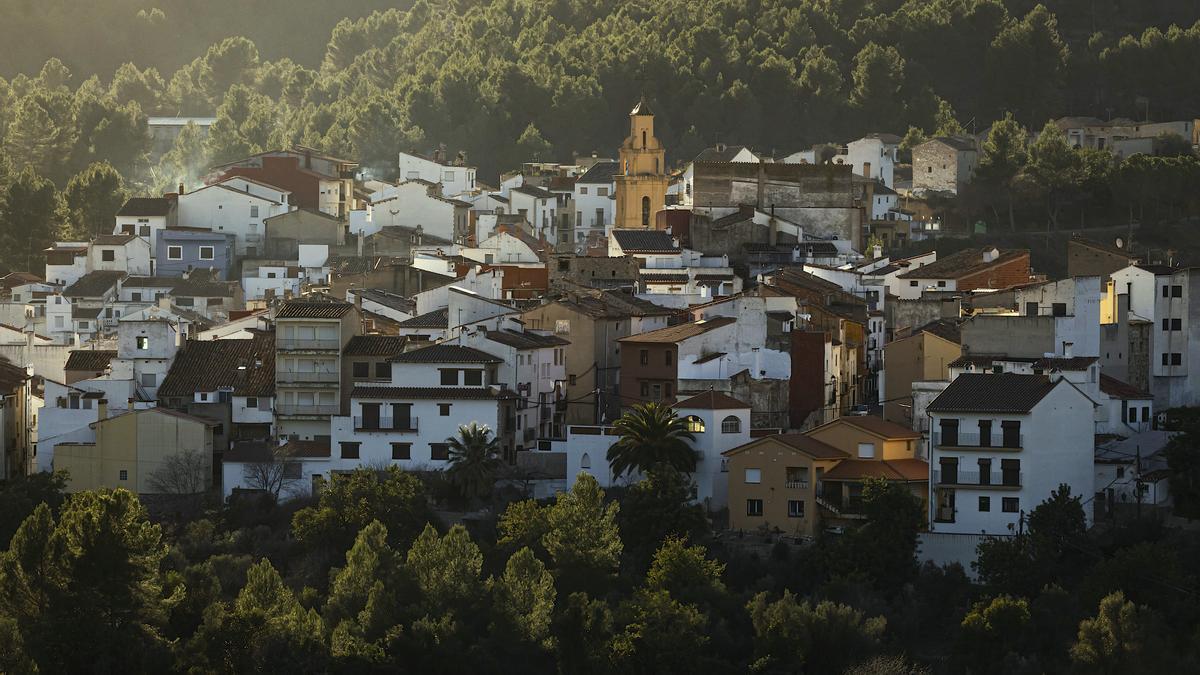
[1114,237,1125,249]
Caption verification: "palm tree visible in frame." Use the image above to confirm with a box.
[446,422,502,503]
[607,402,697,480]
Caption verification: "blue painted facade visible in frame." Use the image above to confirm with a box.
[156,228,236,279]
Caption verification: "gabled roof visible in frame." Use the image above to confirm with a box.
[388,344,501,364]
[352,288,416,313]
[617,316,737,344]
[577,161,619,184]
[723,433,849,460]
[276,300,354,319]
[511,185,555,200]
[856,132,903,144]
[820,415,921,440]
[611,229,678,254]
[1033,356,1098,371]
[823,458,928,481]
[158,335,275,397]
[896,248,1027,280]
[551,291,676,319]
[63,271,126,298]
[927,373,1061,414]
[913,319,963,344]
[344,335,409,357]
[675,390,749,410]
[117,197,172,217]
[396,308,449,329]
[92,233,140,246]
[693,145,752,163]
[1070,235,1137,259]
[923,135,977,152]
[64,350,117,372]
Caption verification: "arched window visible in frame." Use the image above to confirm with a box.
[721,415,741,434]
[642,130,647,147]
[580,452,591,469]
[641,196,650,227]
[685,415,706,433]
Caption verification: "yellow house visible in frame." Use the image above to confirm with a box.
[805,415,928,522]
[723,434,848,538]
[882,321,962,425]
[53,405,216,494]
[613,97,668,229]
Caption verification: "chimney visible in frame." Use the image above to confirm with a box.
[862,161,872,179]
[982,247,999,263]
[872,243,882,259]
[178,182,185,195]
[1063,341,1074,359]
[97,398,108,423]
[752,347,762,379]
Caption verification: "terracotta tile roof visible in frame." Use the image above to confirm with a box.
[772,434,850,459]
[484,329,570,350]
[896,248,1028,280]
[276,300,354,319]
[93,233,140,246]
[927,373,1060,414]
[64,350,117,372]
[158,335,275,397]
[63,271,126,298]
[914,319,963,344]
[675,390,749,410]
[831,415,921,440]
[612,229,678,253]
[396,308,449,328]
[617,316,736,343]
[117,197,172,217]
[551,292,676,319]
[823,458,929,481]
[350,385,518,400]
[344,335,409,357]
[388,344,501,364]
[1099,374,1152,400]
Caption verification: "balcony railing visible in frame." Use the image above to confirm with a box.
[934,469,1022,488]
[276,403,340,416]
[353,416,419,432]
[934,432,1023,450]
[277,338,341,351]
[784,480,810,490]
[277,370,340,383]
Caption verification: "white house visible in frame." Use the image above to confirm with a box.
[397,150,477,198]
[177,181,291,256]
[329,343,520,471]
[507,185,558,243]
[89,234,153,277]
[1108,264,1200,408]
[680,145,760,207]
[44,242,89,288]
[463,230,547,265]
[109,305,184,398]
[572,161,618,246]
[847,134,901,188]
[371,180,470,243]
[241,262,303,302]
[927,373,1096,536]
[115,197,174,255]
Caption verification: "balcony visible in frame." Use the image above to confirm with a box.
[934,432,1023,450]
[784,480,810,490]
[276,403,340,417]
[245,234,262,243]
[277,338,341,351]
[934,469,1022,489]
[354,416,419,432]
[277,370,340,383]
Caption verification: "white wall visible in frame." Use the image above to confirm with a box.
[177,184,288,255]
[397,152,476,197]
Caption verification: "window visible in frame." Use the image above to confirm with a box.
[1128,407,1138,423]
[79,320,90,330]
[439,403,451,416]
[1163,353,1183,366]
[391,443,411,460]
[199,246,214,260]
[406,170,420,180]
[1172,285,1183,298]
[978,458,992,485]
[787,500,805,517]
[136,336,149,350]
[909,280,918,287]
[440,369,458,386]
[569,374,576,386]
[167,245,183,260]
[580,187,588,195]
[939,418,960,446]
[1001,458,1020,486]
[375,362,391,379]
[443,171,455,182]
[744,468,762,484]
[1142,406,1150,422]
[430,443,450,460]
[1162,285,1169,298]
[246,397,258,408]
[598,187,609,197]
[175,297,194,307]
[641,196,650,227]
[857,442,875,459]
[282,462,302,479]
[640,382,649,397]
[664,350,673,366]
[131,292,142,302]
[638,349,649,366]
[978,420,992,447]
[1162,318,1182,331]
[1051,302,1067,317]
[937,280,946,287]
[746,499,764,517]
[555,319,570,335]
[721,415,741,433]
[353,362,369,378]
[978,496,991,512]
[463,369,482,386]
[685,415,705,433]
[101,249,115,262]
[138,225,151,237]
[119,470,128,481]
[250,205,259,218]
[1001,420,1021,448]
[1002,497,1019,513]
[140,373,156,387]
[340,442,361,459]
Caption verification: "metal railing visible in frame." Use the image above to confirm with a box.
[277,338,341,350]
[784,480,810,490]
[353,416,419,432]
[934,469,1022,488]
[934,431,1023,449]
[276,403,340,416]
[277,370,340,383]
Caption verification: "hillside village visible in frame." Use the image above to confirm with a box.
[0,100,1194,580]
